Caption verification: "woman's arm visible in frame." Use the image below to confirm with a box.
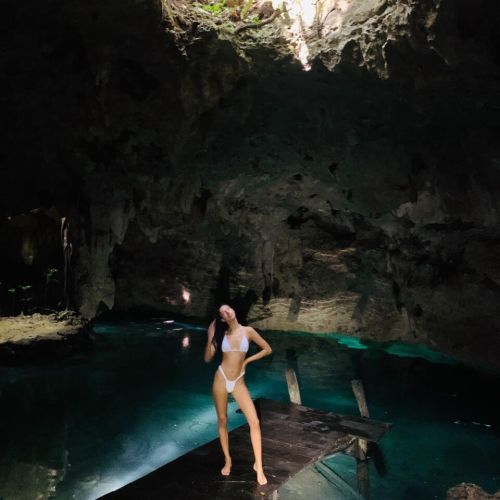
[204,319,216,363]
[243,327,272,367]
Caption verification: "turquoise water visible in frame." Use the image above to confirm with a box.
[0,318,499,499]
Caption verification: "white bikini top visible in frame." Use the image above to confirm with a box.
[221,331,249,353]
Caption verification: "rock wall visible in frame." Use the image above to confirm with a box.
[1,0,499,368]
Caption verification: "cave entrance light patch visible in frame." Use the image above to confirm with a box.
[271,0,353,70]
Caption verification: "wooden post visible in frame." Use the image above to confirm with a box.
[351,379,369,460]
[285,368,301,404]
[356,459,370,499]
[351,379,370,418]
[351,379,371,498]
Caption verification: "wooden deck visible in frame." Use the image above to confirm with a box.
[100,398,392,500]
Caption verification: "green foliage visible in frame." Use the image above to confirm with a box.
[201,0,227,15]
[240,0,254,20]
[249,14,260,24]
[44,268,59,284]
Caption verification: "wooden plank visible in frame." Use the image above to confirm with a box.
[260,398,390,431]
[238,398,391,441]
[258,406,387,442]
[261,400,390,432]
[262,435,326,458]
[230,431,318,464]
[337,413,391,431]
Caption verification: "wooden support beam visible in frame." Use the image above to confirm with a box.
[314,461,364,499]
[285,368,302,404]
[351,380,370,418]
[351,379,370,461]
[356,459,370,499]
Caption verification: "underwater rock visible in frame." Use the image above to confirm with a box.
[447,483,500,500]
[0,459,67,500]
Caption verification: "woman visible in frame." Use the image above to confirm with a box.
[204,304,272,485]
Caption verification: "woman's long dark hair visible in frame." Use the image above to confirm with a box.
[212,315,227,354]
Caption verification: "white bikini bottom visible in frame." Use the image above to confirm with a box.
[218,365,245,393]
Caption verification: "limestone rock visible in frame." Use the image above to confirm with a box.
[0,312,92,362]
[447,483,500,500]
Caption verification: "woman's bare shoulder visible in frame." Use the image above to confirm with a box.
[243,325,257,337]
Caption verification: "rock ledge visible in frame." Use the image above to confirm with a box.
[0,312,93,362]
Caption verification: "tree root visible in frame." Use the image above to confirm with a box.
[234,9,282,34]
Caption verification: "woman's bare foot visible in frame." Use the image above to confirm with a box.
[221,458,232,476]
[253,463,268,485]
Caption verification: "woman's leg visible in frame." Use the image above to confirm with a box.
[212,371,231,475]
[232,381,267,485]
